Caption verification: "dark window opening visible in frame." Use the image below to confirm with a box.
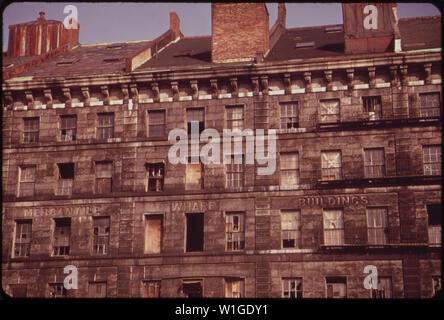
[57,163,74,195]
[93,217,110,255]
[53,218,70,256]
[186,213,204,252]
[363,96,382,120]
[146,163,164,192]
[182,281,203,298]
[187,108,205,135]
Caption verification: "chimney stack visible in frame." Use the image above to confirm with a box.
[211,3,269,63]
[278,3,286,28]
[170,11,181,40]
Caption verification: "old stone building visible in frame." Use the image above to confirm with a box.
[2,3,441,298]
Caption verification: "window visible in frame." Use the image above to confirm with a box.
[142,281,161,298]
[186,156,203,190]
[225,278,244,298]
[367,207,388,245]
[23,117,39,143]
[280,102,299,129]
[144,215,162,254]
[420,92,441,118]
[225,212,245,251]
[370,277,392,299]
[53,218,70,256]
[14,220,32,257]
[326,277,347,298]
[423,145,441,176]
[226,105,244,130]
[362,96,382,120]
[432,276,442,297]
[10,284,27,298]
[49,283,67,298]
[364,148,386,178]
[146,163,164,192]
[93,217,110,255]
[280,153,299,186]
[281,210,302,248]
[187,108,205,134]
[321,151,342,180]
[323,210,344,245]
[97,113,114,139]
[60,115,77,141]
[186,213,204,252]
[18,166,36,197]
[282,278,303,298]
[147,110,166,137]
[320,99,340,123]
[89,282,107,298]
[57,163,74,196]
[225,154,244,188]
[427,204,441,245]
[182,280,203,298]
[95,161,112,193]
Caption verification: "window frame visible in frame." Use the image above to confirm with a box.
[60,115,77,141]
[366,207,389,245]
[364,148,386,178]
[144,214,163,254]
[13,219,32,258]
[97,112,114,139]
[185,213,204,253]
[321,150,342,180]
[147,109,166,138]
[23,117,39,143]
[18,165,36,197]
[186,107,205,135]
[281,210,302,249]
[323,209,345,246]
[423,145,441,176]
[280,152,300,186]
[53,218,71,256]
[48,282,67,298]
[282,278,303,298]
[92,216,110,255]
[362,96,382,120]
[225,212,245,251]
[56,163,74,196]
[280,101,299,129]
[419,92,441,118]
[319,99,340,123]
[142,280,161,298]
[95,161,113,194]
[225,154,244,188]
[325,277,347,298]
[225,277,245,298]
[225,105,244,130]
[145,162,165,192]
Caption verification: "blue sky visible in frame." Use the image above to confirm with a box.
[2,2,441,51]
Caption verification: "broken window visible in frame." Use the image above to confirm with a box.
[225,154,244,188]
[95,161,112,193]
[282,278,303,298]
[186,156,203,190]
[57,163,74,196]
[321,151,342,180]
[60,115,77,141]
[225,278,244,298]
[419,92,441,118]
[364,148,386,178]
[14,220,32,257]
[89,282,107,298]
[323,209,344,246]
[182,280,203,298]
[280,153,299,186]
[226,212,245,251]
[281,210,302,249]
[97,113,114,139]
[144,215,162,254]
[53,218,70,256]
[142,280,161,298]
[362,96,382,120]
[423,145,441,176]
[427,204,441,245]
[187,108,205,134]
[49,283,67,298]
[320,99,340,123]
[370,277,392,299]
[23,117,39,143]
[186,213,204,252]
[432,276,442,297]
[146,163,164,192]
[226,105,244,130]
[18,165,36,197]
[148,110,166,137]
[93,217,110,255]
[367,207,388,245]
[326,277,347,298]
[280,102,299,129]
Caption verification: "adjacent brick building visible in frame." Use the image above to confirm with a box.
[2,3,442,298]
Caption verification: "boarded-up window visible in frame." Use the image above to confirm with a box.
[18,165,36,197]
[320,99,340,123]
[14,220,32,257]
[23,117,39,143]
[280,153,299,186]
[423,145,441,176]
[49,283,66,298]
[142,281,161,298]
[225,212,245,251]
[326,277,346,298]
[225,278,244,298]
[53,218,70,256]
[146,163,164,192]
[182,280,203,298]
[323,210,344,246]
[367,207,388,245]
[420,92,441,118]
[186,157,203,190]
[225,154,244,188]
[89,282,107,298]
[93,217,110,255]
[427,204,441,245]
[10,284,27,298]
[371,277,392,299]
[321,151,342,180]
[60,115,77,141]
[280,102,299,129]
[144,215,162,254]
[148,110,166,137]
[95,161,112,193]
[364,148,386,178]
[186,213,204,252]
[57,163,74,196]
[187,108,205,134]
[281,210,301,248]
[226,105,244,130]
[362,96,382,120]
[97,113,114,139]
[282,278,303,298]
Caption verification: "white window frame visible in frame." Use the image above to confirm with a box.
[323,209,344,246]
[225,212,245,251]
[281,210,302,249]
[282,278,303,298]
[367,207,388,245]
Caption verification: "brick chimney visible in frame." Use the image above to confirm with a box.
[211,3,269,63]
[170,11,181,40]
[277,3,286,28]
[7,11,79,57]
[342,3,401,54]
